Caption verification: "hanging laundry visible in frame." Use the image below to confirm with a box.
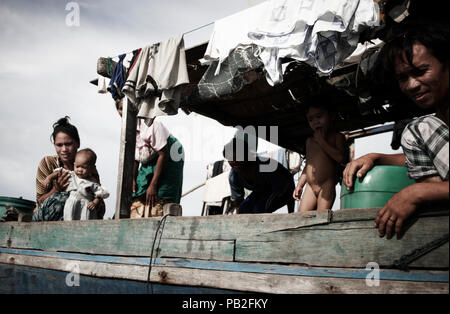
[126,48,142,78]
[107,54,126,100]
[248,0,379,85]
[204,2,268,75]
[97,76,108,94]
[193,45,263,103]
[203,0,379,87]
[122,36,189,119]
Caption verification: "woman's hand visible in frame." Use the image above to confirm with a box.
[145,183,158,209]
[55,169,71,192]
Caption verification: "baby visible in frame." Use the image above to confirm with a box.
[293,102,348,211]
[44,148,109,220]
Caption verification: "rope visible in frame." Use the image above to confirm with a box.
[392,233,449,271]
[146,213,171,294]
[109,21,215,60]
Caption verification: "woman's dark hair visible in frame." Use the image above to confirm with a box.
[51,116,80,145]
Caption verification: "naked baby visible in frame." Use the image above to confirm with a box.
[293,102,348,211]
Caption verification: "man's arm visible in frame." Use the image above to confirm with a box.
[375,178,449,238]
[343,153,406,190]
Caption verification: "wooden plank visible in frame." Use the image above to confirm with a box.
[2,247,447,283]
[0,209,447,267]
[236,215,449,268]
[115,97,137,219]
[0,219,233,261]
[159,210,331,240]
[0,211,330,254]
[1,253,447,294]
[332,207,449,223]
[331,207,379,222]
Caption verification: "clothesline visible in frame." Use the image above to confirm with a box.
[108,21,215,60]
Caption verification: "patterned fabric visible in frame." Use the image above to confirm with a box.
[35,156,61,206]
[32,192,69,222]
[401,115,449,181]
[193,45,263,102]
[130,194,169,218]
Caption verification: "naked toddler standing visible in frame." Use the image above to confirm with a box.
[293,103,348,211]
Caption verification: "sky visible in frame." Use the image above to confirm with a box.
[0,0,399,218]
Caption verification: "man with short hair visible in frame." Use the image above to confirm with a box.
[343,22,449,238]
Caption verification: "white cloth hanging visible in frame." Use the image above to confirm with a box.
[203,0,379,86]
[122,35,189,119]
[249,0,379,85]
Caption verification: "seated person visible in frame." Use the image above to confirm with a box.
[343,22,449,238]
[33,117,106,221]
[293,101,348,211]
[224,138,295,214]
[44,149,109,221]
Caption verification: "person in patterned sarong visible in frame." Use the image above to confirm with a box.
[33,117,105,221]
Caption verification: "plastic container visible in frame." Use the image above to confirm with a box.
[340,166,415,209]
[0,196,36,222]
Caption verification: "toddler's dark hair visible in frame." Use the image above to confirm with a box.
[77,148,97,166]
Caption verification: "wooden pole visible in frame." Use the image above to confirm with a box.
[114,97,137,219]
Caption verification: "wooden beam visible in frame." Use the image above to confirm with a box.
[235,215,449,268]
[0,209,448,269]
[1,252,447,294]
[2,247,448,283]
[115,97,136,219]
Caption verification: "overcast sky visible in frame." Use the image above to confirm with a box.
[0,0,398,218]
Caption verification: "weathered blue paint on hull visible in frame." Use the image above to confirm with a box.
[0,263,244,294]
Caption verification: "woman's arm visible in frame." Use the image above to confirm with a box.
[133,160,139,193]
[146,145,169,208]
[38,169,71,204]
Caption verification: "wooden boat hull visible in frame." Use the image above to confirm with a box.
[1,208,448,294]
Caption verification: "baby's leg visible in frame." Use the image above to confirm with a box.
[298,183,317,212]
[317,180,336,211]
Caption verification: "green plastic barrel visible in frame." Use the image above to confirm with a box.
[0,196,36,221]
[340,166,416,209]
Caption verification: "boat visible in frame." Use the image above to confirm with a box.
[1,0,448,295]
[0,207,448,293]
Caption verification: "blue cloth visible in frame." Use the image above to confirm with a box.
[108,54,126,100]
[228,158,295,214]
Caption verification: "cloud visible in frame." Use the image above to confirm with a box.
[0,0,268,218]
